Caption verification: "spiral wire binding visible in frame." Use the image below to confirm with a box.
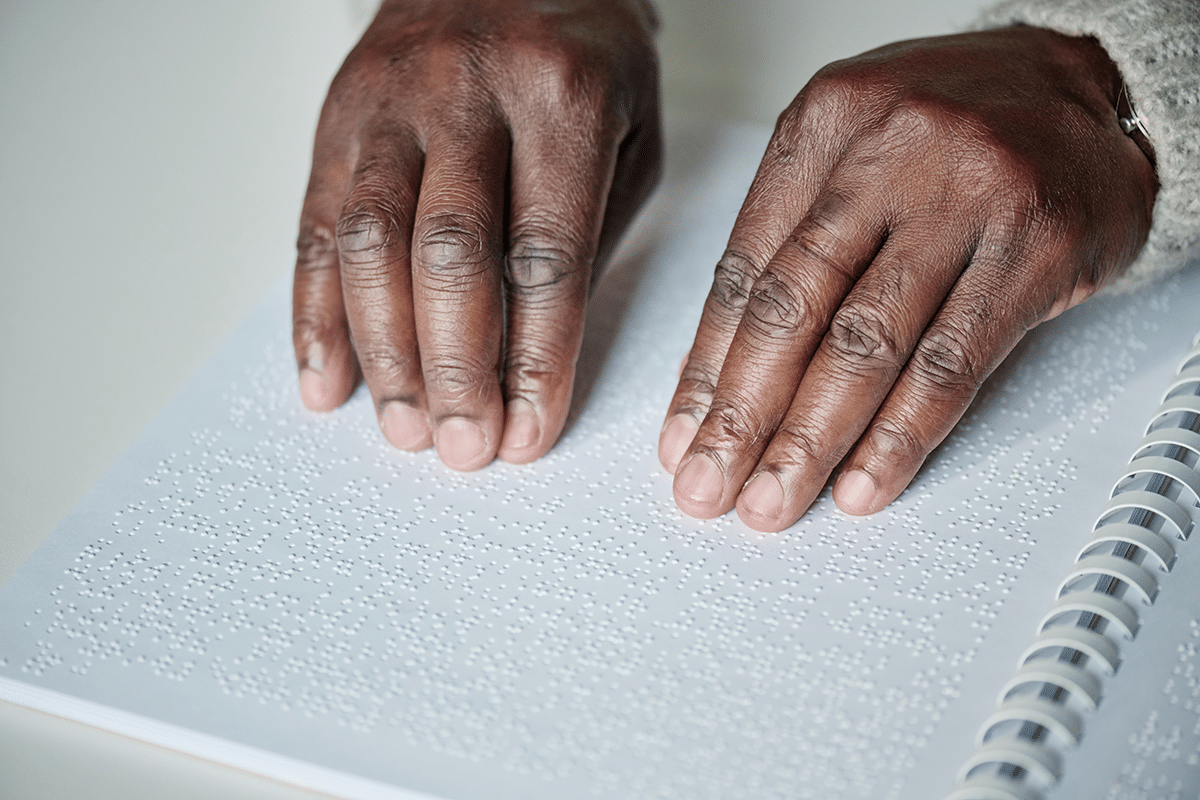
[946,336,1200,800]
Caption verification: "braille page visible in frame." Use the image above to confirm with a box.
[2,121,1199,800]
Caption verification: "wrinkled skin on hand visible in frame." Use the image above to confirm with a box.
[293,0,662,471]
[659,26,1158,532]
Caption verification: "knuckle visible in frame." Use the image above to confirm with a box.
[767,103,820,169]
[510,28,644,127]
[504,347,564,392]
[879,92,967,140]
[295,223,338,273]
[355,342,417,388]
[413,212,492,278]
[335,197,404,282]
[867,416,926,465]
[769,422,829,469]
[524,41,609,113]
[409,26,490,89]
[824,302,903,374]
[775,67,867,146]
[326,48,383,109]
[787,203,861,284]
[873,101,947,157]
[703,397,764,450]
[675,363,719,412]
[506,227,588,295]
[745,268,808,340]
[425,357,491,403]
[910,324,985,395]
[708,250,758,322]
[779,73,844,136]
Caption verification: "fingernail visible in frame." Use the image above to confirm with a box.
[381,401,430,451]
[299,367,330,411]
[675,453,725,511]
[836,469,877,515]
[740,471,784,523]
[304,341,326,373]
[299,343,335,411]
[659,415,699,473]
[436,417,488,471]
[500,400,541,456]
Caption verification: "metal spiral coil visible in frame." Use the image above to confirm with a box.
[947,337,1200,800]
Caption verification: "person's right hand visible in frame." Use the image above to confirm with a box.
[293,0,662,471]
[658,27,1157,532]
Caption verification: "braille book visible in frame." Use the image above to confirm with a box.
[1,125,1198,800]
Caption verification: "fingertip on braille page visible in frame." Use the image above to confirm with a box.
[738,471,785,531]
[834,468,878,516]
[299,367,337,413]
[674,452,725,517]
[381,401,431,452]
[436,416,490,471]
[498,400,541,463]
[658,414,699,473]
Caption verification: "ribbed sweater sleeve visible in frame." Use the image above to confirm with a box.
[976,0,1199,289]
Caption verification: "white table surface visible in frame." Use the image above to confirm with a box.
[0,1,979,797]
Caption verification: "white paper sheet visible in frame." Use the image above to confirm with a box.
[2,122,1198,800]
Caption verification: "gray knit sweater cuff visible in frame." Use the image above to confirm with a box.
[975,0,1200,290]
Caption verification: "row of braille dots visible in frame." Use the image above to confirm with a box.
[121,386,387,562]
[789,498,1031,624]
[79,554,955,786]
[1003,294,1146,425]
[226,568,955,796]
[222,335,296,430]
[182,544,806,681]
[552,642,956,799]
[850,417,1065,626]
[124,407,1032,700]
[372,636,948,797]
[37,479,710,686]
[44,412,1022,719]
[75,501,955,796]
[33,443,384,676]
[1118,618,1200,783]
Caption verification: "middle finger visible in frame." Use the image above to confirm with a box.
[411,120,510,472]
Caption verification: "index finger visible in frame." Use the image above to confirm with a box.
[658,107,839,474]
[293,120,359,414]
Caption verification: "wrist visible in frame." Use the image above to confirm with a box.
[1115,81,1157,167]
[1024,27,1157,169]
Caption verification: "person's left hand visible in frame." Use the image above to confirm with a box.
[658,27,1158,532]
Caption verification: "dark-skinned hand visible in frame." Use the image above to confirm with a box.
[659,26,1158,532]
[293,0,661,471]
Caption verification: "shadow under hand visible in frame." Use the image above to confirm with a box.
[563,119,731,437]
